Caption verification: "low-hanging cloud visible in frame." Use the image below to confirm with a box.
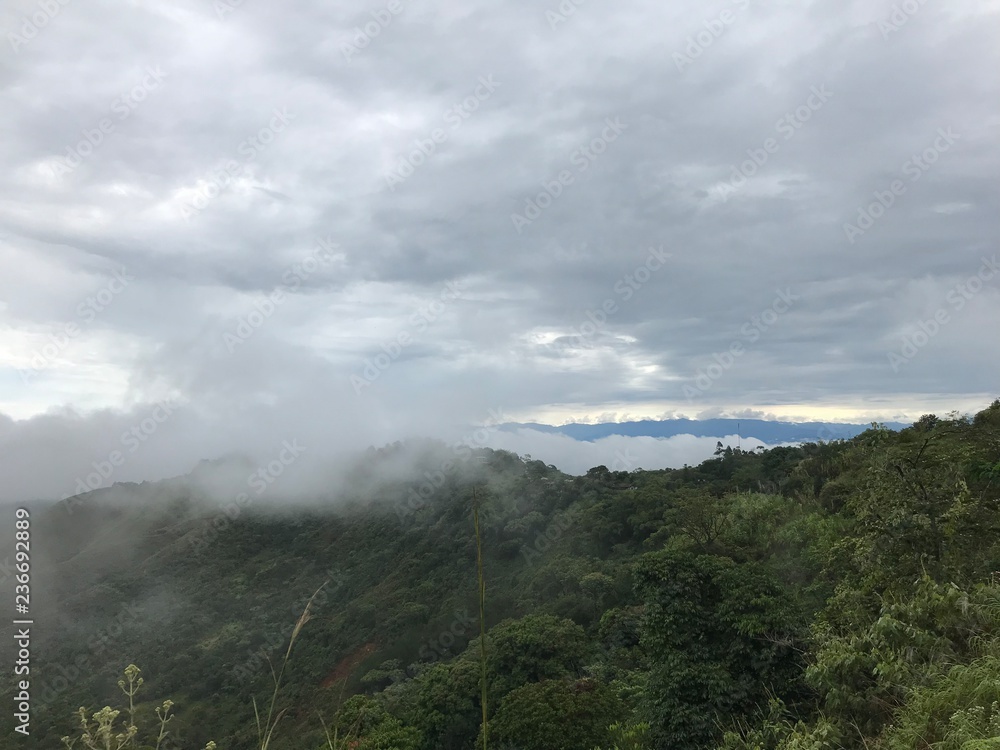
[1,0,998,502]
[484,427,779,475]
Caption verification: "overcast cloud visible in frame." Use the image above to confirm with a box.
[1,0,998,500]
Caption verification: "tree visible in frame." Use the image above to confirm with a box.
[663,487,729,551]
[635,550,806,750]
[332,694,421,750]
[806,577,999,741]
[580,571,615,616]
[482,614,590,709]
[488,678,622,750]
[846,416,1000,591]
[404,660,481,750]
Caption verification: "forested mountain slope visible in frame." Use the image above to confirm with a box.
[3,402,999,750]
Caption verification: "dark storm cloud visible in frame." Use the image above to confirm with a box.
[0,0,997,496]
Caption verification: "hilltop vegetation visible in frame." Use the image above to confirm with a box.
[5,401,1000,749]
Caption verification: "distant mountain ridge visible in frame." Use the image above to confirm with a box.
[500,417,910,443]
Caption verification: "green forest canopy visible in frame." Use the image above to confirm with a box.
[9,400,1000,750]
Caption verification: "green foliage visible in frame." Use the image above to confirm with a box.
[635,550,807,750]
[844,415,1000,592]
[877,636,1000,750]
[718,698,843,750]
[33,400,1000,750]
[329,695,420,750]
[593,721,653,750]
[61,665,215,750]
[402,660,482,750]
[488,678,621,750]
[482,614,591,708]
[806,576,993,735]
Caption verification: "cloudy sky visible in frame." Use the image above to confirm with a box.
[1,0,998,499]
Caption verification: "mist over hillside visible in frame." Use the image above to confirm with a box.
[2,0,998,745]
[1,403,999,750]
[0,401,896,504]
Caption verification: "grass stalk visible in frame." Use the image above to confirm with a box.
[473,486,488,750]
[256,582,326,750]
